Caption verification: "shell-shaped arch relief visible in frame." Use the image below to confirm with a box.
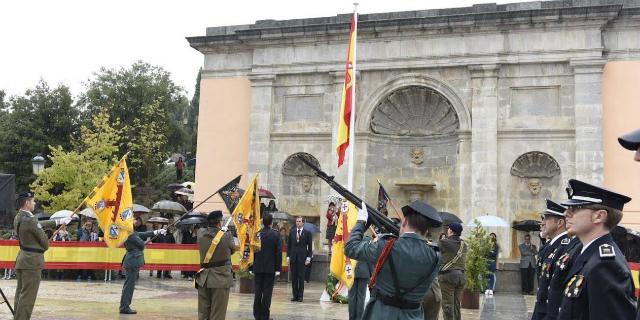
[510,151,561,178]
[370,86,459,136]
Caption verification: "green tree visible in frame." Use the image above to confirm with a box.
[0,81,79,190]
[78,61,189,184]
[31,111,121,212]
[185,68,201,153]
[464,221,493,292]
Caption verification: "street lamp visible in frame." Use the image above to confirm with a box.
[31,155,45,175]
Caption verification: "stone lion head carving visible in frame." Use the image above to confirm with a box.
[410,147,424,165]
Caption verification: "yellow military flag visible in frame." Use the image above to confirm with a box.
[231,174,261,270]
[329,200,359,288]
[84,156,134,248]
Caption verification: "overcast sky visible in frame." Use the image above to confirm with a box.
[0,0,530,99]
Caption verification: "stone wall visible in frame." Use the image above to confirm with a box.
[189,0,640,257]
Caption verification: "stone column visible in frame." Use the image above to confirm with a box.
[469,64,499,216]
[570,59,606,185]
[247,74,276,186]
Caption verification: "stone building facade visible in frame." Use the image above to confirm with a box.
[188,0,640,257]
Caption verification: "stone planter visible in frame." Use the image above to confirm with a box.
[461,288,480,309]
[239,277,254,294]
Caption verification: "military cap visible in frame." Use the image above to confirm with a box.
[543,199,567,217]
[401,200,443,227]
[618,128,640,151]
[562,179,631,211]
[448,222,463,235]
[206,210,223,221]
[17,191,35,200]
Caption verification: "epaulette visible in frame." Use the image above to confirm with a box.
[561,238,571,245]
[599,243,615,259]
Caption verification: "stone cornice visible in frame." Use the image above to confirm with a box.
[187,3,625,52]
[497,128,575,141]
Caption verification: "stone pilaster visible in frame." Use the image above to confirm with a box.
[570,58,606,185]
[248,74,276,186]
[469,64,500,216]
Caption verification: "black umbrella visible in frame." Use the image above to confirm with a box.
[513,220,541,232]
[439,212,462,226]
[176,216,207,227]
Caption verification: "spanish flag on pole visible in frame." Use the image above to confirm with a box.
[84,155,134,248]
[231,174,262,270]
[336,9,357,168]
[329,201,359,288]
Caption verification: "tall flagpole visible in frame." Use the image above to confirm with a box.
[346,3,358,191]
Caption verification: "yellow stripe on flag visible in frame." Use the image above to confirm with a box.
[329,201,359,288]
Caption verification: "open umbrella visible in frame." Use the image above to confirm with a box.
[34,212,51,221]
[170,153,185,162]
[148,217,170,224]
[187,158,196,166]
[50,210,74,220]
[439,212,462,226]
[151,200,187,215]
[271,211,292,222]
[259,188,275,199]
[467,215,510,228]
[512,220,541,232]
[166,183,184,191]
[133,204,150,213]
[303,222,321,234]
[176,216,206,227]
[181,181,195,189]
[79,207,97,219]
[175,188,195,201]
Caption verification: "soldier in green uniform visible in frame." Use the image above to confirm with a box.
[13,192,72,320]
[196,210,238,320]
[119,226,165,314]
[422,225,443,320]
[438,222,468,320]
[348,234,373,320]
[344,200,442,320]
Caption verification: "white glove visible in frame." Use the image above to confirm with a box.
[249,270,253,275]
[275,271,281,276]
[357,201,368,222]
[154,229,167,236]
[233,237,240,246]
[287,257,290,265]
[57,217,73,226]
[305,257,311,265]
[221,226,228,232]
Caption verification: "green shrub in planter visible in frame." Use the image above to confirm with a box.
[464,220,493,292]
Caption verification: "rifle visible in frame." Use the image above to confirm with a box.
[296,155,399,235]
[0,287,13,315]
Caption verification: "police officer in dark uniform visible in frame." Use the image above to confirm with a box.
[546,234,580,320]
[344,200,442,320]
[439,222,468,320]
[557,179,637,320]
[531,200,569,320]
[618,128,640,162]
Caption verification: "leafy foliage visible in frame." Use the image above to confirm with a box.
[0,81,79,190]
[77,61,190,184]
[31,111,121,212]
[464,221,493,292]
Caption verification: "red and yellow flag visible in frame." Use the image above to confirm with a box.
[329,201,359,288]
[84,156,134,248]
[231,174,262,270]
[336,12,357,167]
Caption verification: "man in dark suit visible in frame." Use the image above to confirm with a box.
[252,213,282,320]
[287,216,312,302]
[120,226,165,314]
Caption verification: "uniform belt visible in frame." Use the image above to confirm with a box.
[19,245,45,253]
[200,260,230,268]
[372,288,421,309]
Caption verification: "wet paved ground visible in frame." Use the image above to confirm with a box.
[0,275,533,319]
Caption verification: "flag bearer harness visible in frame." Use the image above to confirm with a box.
[368,235,440,309]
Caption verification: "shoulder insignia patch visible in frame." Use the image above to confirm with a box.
[561,238,570,245]
[599,244,615,259]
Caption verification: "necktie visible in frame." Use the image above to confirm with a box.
[297,229,301,242]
